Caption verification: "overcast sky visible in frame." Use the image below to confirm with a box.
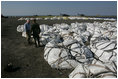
[1,1,117,16]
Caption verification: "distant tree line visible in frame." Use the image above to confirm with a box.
[60,14,70,16]
[77,13,85,16]
[32,13,86,17]
[60,13,85,17]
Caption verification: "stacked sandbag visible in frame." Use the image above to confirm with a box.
[90,26,102,42]
[97,21,117,40]
[59,23,69,30]
[40,24,52,32]
[39,32,50,45]
[74,31,91,46]
[40,32,61,46]
[69,21,117,78]
[44,36,94,69]
[69,60,117,78]
[71,43,94,64]
[43,21,116,71]
[39,25,56,45]
[18,17,24,21]
[89,22,117,63]
[44,39,80,69]
[90,40,117,63]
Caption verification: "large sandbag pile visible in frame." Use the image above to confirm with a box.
[17,20,117,78]
[44,38,94,69]
[68,21,117,78]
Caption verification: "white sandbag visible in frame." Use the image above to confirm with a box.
[40,36,50,45]
[60,23,69,30]
[39,31,61,45]
[82,46,94,59]
[61,39,77,47]
[40,24,50,32]
[76,31,91,43]
[91,47,117,63]
[82,31,91,37]
[73,23,87,32]
[86,23,95,34]
[71,43,82,56]
[25,18,29,20]
[91,60,117,75]
[69,64,88,78]
[48,48,79,69]
[22,32,27,37]
[44,40,57,61]
[59,30,70,36]
[17,25,25,32]
[95,40,116,51]
[74,35,89,45]
[44,44,79,69]
[69,60,117,78]
[92,32,102,38]
[80,36,89,43]
[70,42,94,64]
[74,35,82,42]
[30,18,34,20]
[18,17,24,21]
[71,43,87,63]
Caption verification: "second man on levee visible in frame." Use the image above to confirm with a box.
[31,19,41,47]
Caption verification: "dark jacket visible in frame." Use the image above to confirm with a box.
[31,23,40,37]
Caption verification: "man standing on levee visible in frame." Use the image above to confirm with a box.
[24,19,31,44]
[31,19,41,47]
